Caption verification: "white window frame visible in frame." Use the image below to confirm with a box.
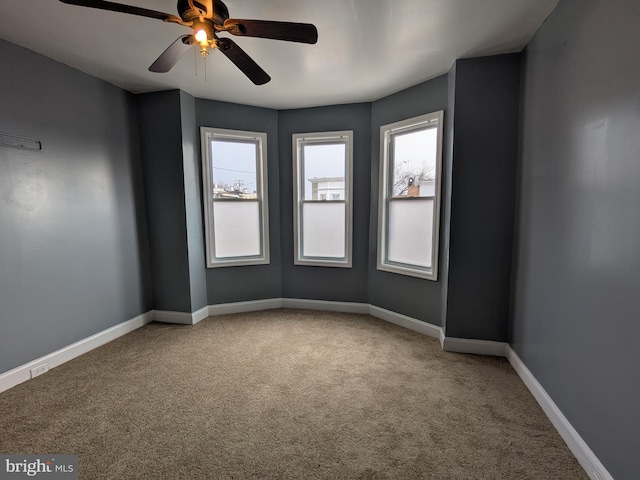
[200,127,270,268]
[377,111,444,280]
[292,130,353,268]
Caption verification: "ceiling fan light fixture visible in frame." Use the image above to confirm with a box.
[195,29,208,45]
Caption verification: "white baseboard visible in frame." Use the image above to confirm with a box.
[505,346,613,480]
[368,305,442,339]
[205,299,443,341]
[282,298,370,314]
[153,310,193,325]
[0,311,153,394]
[192,305,210,324]
[208,298,283,316]
[153,305,209,325]
[442,337,507,356]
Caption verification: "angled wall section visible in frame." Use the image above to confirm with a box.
[445,54,521,341]
[369,75,449,325]
[137,90,207,314]
[196,99,282,304]
[279,104,371,303]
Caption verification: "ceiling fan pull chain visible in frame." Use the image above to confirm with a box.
[194,45,199,77]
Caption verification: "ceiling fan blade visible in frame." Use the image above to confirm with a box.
[216,37,270,85]
[58,0,178,22]
[201,0,215,19]
[149,35,194,73]
[223,19,318,44]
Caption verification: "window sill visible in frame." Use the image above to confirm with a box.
[377,262,437,281]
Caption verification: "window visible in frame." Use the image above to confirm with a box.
[377,111,444,280]
[200,127,269,267]
[293,131,353,267]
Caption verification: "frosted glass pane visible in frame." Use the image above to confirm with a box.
[388,199,434,267]
[213,201,261,258]
[302,203,345,258]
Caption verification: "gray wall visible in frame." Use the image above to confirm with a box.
[137,91,193,312]
[369,76,449,325]
[439,64,457,330]
[195,99,282,304]
[511,0,640,477]
[0,39,152,373]
[445,55,521,341]
[137,90,209,313]
[279,104,371,302]
[179,91,208,312]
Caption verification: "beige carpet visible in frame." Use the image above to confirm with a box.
[0,309,587,479]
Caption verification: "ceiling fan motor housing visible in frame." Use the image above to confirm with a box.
[177,0,229,24]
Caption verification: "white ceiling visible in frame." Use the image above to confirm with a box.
[0,0,559,109]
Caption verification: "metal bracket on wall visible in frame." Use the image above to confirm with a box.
[0,133,42,151]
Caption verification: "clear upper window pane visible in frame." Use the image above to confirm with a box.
[391,127,438,198]
[211,139,258,199]
[303,143,346,200]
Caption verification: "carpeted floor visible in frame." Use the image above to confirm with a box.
[0,309,588,479]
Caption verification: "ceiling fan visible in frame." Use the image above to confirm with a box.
[58,0,318,85]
